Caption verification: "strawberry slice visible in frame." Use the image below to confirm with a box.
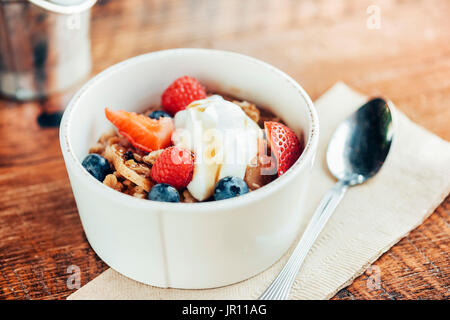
[264,121,302,176]
[105,108,174,153]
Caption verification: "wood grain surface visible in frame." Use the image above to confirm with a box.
[0,0,449,300]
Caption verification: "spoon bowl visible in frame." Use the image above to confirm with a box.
[327,98,394,185]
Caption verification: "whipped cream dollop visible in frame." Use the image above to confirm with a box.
[172,95,262,201]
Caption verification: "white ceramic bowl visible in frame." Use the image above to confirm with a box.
[60,49,319,289]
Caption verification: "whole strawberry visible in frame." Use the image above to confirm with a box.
[151,146,194,189]
[161,76,207,116]
[264,121,302,176]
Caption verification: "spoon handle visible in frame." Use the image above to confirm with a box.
[259,180,349,300]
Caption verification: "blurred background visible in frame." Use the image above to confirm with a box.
[92,0,450,138]
[0,0,449,300]
[1,0,449,133]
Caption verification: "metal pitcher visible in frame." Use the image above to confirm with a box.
[0,0,97,101]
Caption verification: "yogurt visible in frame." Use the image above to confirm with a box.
[172,95,262,201]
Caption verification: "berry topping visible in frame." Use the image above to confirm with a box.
[264,121,302,176]
[151,147,194,189]
[149,110,171,120]
[214,176,249,201]
[161,76,207,116]
[82,154,111,182]
[148,183,180,202]
[105,108,174,153]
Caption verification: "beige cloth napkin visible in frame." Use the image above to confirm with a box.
[68,83,450,300]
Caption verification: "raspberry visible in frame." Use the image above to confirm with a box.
[151,147,194,189]
[161,76,207,116]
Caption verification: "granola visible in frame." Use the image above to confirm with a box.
[82,76,303,203]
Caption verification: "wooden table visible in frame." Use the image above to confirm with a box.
[0,0,449,300]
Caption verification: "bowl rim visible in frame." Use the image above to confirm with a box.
[60,48,319,213]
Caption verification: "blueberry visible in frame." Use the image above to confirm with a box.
[214,176,249,201]
[149,110,171,120]
[148,183,180,202]
[82,154,111,182]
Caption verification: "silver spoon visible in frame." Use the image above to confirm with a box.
[260,98,394,300]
